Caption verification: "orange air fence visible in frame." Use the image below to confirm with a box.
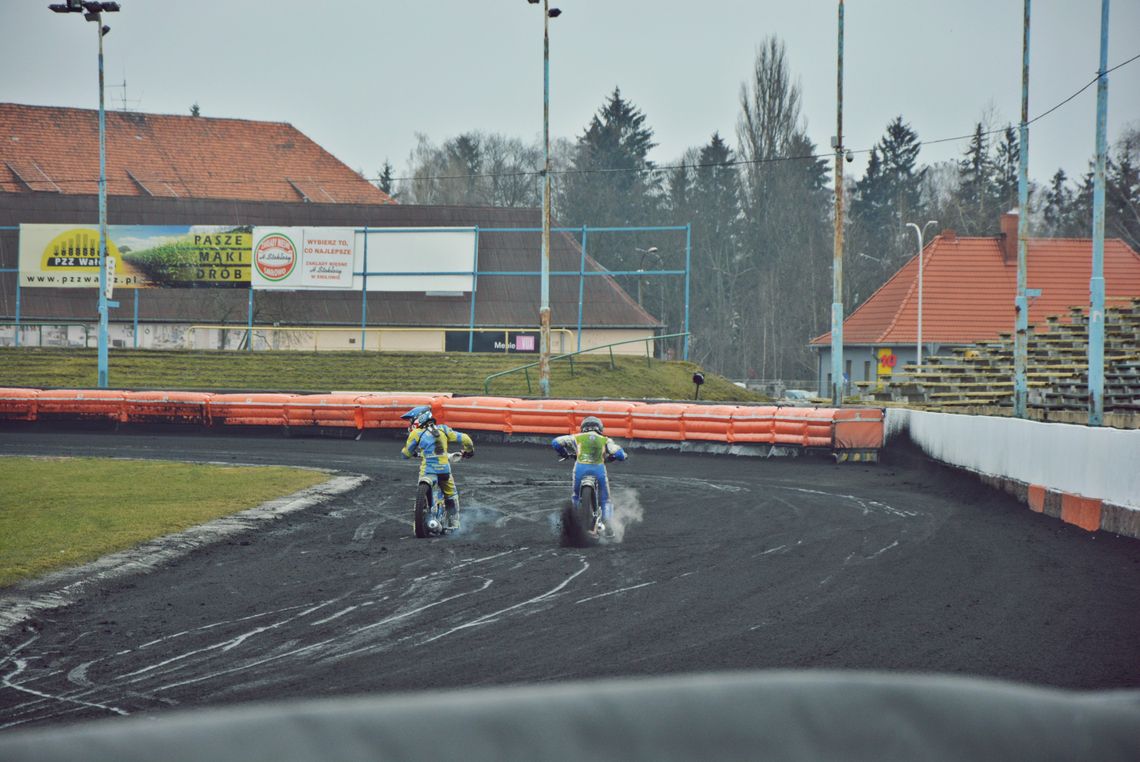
[575,400,643,439]
[358,393,443,429]
[124,391,209,425]
[37,389,127,423]
[284,394,362,429]
[0,388,40,422]
[207,393,295,427]
[508,399,579,435]
[681,404,737,442]
[832,408,885,449]
[0,387,883,453]
[438,397,519,432]
[630,403,687,441]
[731,406,777,444]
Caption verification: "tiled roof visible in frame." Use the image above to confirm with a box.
[0,103,394,205]
[812,232,1140,345]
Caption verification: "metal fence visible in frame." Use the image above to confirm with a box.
[1,223,692,358]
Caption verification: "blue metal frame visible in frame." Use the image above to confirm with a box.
[352,224,691,360]
[468,226,480,352]
[360,226,369,350]
[4,223,692,361]
[576,225,587,352]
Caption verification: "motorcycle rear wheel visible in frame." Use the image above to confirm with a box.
[562,483,599,547]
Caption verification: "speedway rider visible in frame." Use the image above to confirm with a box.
[552,416,627,536]
[400,405,474,530]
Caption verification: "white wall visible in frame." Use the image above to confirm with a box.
[887,408,1140,510]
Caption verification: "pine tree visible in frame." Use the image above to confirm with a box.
[1106,153,1140,251]
[1042,169,1076,236]
[954,122,994,234]
[850,116,927,269]
[447,134,482,201]
[557,87,662,271]
[376,160,395,197]
[992,125,1020,215]
[689,133,747,372]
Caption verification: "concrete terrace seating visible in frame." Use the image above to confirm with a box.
[857,297,1140,423]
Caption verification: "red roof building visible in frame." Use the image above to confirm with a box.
[0,103,394,204]
[811,213,1140,392]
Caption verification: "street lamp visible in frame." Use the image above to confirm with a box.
[634,246,659,307]
[529,0,560,397]
[49,0,121,389]
[905,219,938,368]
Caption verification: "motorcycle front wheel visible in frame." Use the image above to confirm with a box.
[414,482,433,539]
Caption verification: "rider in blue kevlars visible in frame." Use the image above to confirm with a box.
[552,416,627,537]
[400,405,474,530]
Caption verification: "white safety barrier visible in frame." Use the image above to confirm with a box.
[887,409,1140,537]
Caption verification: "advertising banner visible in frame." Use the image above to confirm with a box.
[19,224,252,289]
[251,228,355,290]
[20,225,476,293]
[444,330,538,353]
[356,228,476,293]
[877,347,897,376]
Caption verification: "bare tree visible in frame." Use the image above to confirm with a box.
[735,37,830,382]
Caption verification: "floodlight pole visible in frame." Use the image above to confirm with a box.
[50,1,120,388]
[1013,0,1031,418]
[537,0,559,398]
[830,0,845,406]
[1089,0,1109,426]
[95,14,109,388]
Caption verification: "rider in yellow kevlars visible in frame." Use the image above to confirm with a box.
[400,405,474,530]
[552,416,627,537]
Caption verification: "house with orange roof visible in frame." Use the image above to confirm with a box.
[0,103,394,204]
[810,213,1140,394]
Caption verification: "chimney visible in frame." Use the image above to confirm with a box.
[940,228,957,242]
[1000,210,1018,262]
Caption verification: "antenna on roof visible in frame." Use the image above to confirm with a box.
[108,72,141,112]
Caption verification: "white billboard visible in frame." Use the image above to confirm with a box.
[354,228,476,293]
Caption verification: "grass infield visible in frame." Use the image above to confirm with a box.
[0,456,328,587]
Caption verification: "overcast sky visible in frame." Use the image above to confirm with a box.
[3,1,1138,188]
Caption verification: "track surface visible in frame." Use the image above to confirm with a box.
[1,429,1138,732]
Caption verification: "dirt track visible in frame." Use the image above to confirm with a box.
[2,428,1138,732]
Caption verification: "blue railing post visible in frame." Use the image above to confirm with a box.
[468,226,480,352]
[246,288,254,351]
[360,226,369,351]
[577,225,587,353]
[13,281,20,348]
[684,223,692,361]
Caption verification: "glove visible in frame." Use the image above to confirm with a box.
[462,450,474,459]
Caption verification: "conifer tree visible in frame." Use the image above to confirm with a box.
[557,87,662,271]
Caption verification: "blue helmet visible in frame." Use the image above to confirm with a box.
[401,405,434,429]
